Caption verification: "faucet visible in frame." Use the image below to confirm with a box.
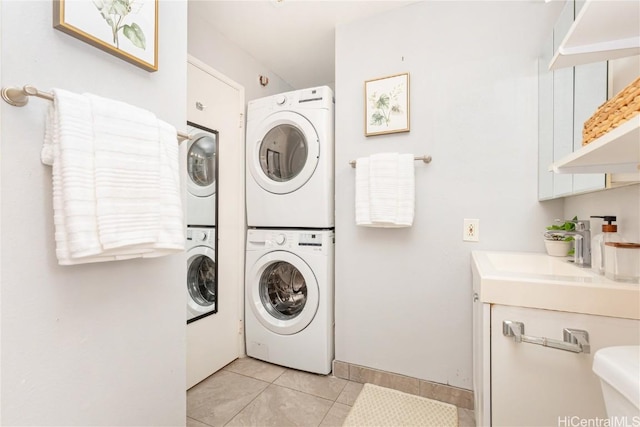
[551,219,591,267]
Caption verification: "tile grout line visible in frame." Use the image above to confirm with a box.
[221,383,272,427]
[187,415,215,427]
[267,382,340,405]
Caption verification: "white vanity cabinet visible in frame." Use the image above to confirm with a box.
[490,305,640,426]
[472,251,640,427]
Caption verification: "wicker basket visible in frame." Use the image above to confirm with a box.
[582,75,640,145]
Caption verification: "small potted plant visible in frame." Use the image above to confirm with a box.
[544,217,576,257]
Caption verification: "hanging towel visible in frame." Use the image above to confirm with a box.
[44,89,103,263]
[355,153,415,228]
[395,153,415,226]
[43,89,184,265]
[354,156,372,226]
[87,93,162,250]
[146,118,185,255]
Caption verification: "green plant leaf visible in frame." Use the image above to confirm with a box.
[375,93,389,110]
[370,111,384,125]
[113,0,131,15]
[122,23,146,49]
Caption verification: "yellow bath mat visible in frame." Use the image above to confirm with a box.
[343,383,458,426]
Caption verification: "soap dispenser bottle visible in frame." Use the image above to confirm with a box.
[590,216,625,275]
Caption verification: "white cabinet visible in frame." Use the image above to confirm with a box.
[572,61,608,193]
[472,250,640,426]
[538,0,607,200]
[538,34,554,200]
[490,305,640,426]
[545,0,640,178]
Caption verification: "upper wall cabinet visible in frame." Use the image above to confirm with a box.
[547,0,640,179]
[538,0,607,201]
[549,0,640,70]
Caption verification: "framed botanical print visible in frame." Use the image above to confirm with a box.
[365,73,410,136]
[53,0,158,72]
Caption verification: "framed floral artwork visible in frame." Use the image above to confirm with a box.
[53,0,158,72]
[365,73,410,136]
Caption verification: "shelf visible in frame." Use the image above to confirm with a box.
[549,0,640,70]
[550,115,640,174]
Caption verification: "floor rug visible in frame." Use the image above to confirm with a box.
[343,383,458,426]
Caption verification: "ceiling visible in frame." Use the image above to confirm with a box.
[189,0,417,89]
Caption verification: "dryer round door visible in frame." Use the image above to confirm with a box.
[249,111,319,194]
[187,246,217,318]
[247,251,319,335]
[187,129,217,197]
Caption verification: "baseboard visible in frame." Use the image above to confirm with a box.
[332,360,474,410]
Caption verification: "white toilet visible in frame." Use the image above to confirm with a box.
[592,346,640,420]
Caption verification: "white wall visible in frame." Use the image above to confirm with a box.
[334,1,565,390]
[187,7,294,102]
[1,1,187,425]
[565,185,640,243]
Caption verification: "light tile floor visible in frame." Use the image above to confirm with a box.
[187,357,476,427]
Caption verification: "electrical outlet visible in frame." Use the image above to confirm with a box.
[463,219,480,242]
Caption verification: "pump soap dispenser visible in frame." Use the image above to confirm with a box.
[590,216,625,275]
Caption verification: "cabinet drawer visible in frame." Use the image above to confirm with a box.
[491,304,640,426]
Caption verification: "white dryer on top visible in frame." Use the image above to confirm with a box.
[246,87,334,228]
[186,122,217,227]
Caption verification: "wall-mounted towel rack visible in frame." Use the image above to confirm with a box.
[349,154,432,168]
[1,85,191,142]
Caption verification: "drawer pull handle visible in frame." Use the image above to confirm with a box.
[502,321,590,354]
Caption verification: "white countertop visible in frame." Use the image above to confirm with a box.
[472,251,640,320]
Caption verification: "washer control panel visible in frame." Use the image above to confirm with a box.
[247,229,334,254]
[186,228,215,246]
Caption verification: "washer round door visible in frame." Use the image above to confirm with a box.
[247,251,319,335]
[187,246,217,320]
[248,112,320,195]
[187,128,217,197]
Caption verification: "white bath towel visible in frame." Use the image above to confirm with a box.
[354,156,371,226]
[45,89,102,263]
[147,119,185,255]
[87,93,161,250]
[355,152,415,228]
[43,89,184,265]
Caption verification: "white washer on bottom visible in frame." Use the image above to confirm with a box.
[186,227,216,322]
[245,228,334,374]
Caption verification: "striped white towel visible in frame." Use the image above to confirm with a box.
[45,89,103,262]
[42,89,184,265]
[87,93,161,250]
[355,156,372,226]
[146,119,185,256]
[355,153,415,228]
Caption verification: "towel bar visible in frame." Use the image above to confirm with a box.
[1,85,191,142]
[349,154,432,168]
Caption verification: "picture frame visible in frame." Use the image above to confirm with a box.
[364,73,410,137]
[53,0,158,72]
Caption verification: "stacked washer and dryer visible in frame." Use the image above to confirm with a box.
[186,123,218,323]
[245,86,335,375]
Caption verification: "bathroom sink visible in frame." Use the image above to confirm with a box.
[472,251,640,319]
[483,252,592,278]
